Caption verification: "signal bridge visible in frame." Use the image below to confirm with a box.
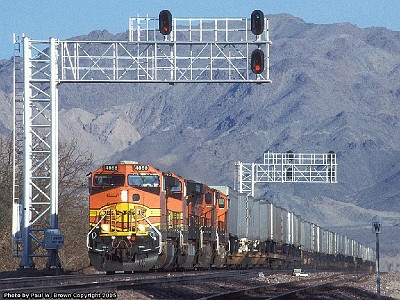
[11,11,271,269]
[235,151,337,197]
[125,12,271,83]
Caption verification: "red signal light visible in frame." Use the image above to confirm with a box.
[159,10,172,35]
[251,49,264,74]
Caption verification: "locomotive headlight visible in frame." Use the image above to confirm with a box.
[101,224,110,232]
[121,190,128,202]
[137,223,146,232]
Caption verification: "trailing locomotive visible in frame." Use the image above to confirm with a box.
[87,161,374,274]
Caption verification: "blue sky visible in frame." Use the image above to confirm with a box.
[1,0,399,60]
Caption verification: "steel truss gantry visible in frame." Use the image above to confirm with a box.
[125,16,271,83]
[57,16,271,83]
[12,15,272,269]
[236,151,337,197]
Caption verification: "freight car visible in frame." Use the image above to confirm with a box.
[87,161,374,274]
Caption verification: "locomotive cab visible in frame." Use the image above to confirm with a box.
[87,162,186,273]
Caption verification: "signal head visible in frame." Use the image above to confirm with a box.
[159,10,172,35]
[251,49,264,74]
[251,10,264,35]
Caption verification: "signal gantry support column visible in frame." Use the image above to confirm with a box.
[13,37,63,269]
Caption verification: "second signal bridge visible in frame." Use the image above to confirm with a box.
[236,151,337,197]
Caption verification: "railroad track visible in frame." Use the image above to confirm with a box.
[0,273,113,290]
[1,270,369,300]
[0,269,276,297]
[123,271,370,299]
[198,272,370,300]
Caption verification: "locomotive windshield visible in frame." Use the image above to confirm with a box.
[128,174,160,187]
[93,174,125,186]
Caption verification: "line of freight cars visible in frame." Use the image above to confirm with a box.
[87,161,375,274]
[216,186,375,271]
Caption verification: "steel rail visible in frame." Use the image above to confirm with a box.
[267,273,369,300]
[0,269,272,294]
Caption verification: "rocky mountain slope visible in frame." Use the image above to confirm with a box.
[1,13,400,270]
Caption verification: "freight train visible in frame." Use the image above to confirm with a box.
[87,161,374,274]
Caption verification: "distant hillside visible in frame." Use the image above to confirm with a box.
[1,13,400,270]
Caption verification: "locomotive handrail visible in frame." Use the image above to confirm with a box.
[86,210,109,250]
[139,210,162,254]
